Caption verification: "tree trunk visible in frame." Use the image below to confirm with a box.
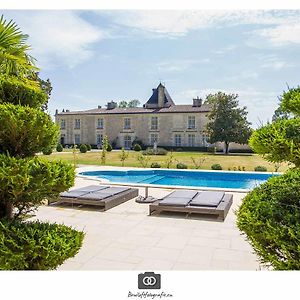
[5,203,13,219]
[225,142,230,154]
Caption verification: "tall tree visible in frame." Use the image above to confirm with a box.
[250,86,300,167]
[205,92,252,154]
[118,100,128,108]
[128,99,140,108]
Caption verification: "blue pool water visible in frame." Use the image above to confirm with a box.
[79,169,278,190]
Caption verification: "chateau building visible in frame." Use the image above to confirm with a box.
[55,83,212,149]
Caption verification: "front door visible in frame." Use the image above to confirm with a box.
[124,136,132,149]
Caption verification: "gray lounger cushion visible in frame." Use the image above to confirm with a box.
[159,197,192,207]
[189,191,225,207]
[77,186,130,200]
[60,185,108,198]
[165,190,198,199]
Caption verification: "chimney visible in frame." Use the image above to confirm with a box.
[106,101,117,110]
[55,109,58,115]
[193,96,203,107]
[66,109,70,112]
[158,83,165,108]
[98,105,102,109]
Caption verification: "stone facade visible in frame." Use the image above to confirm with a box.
[55,83,250,151]
[56,111,210,149]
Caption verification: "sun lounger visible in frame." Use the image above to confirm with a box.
[52,185,139,211]
[149,190,233,221]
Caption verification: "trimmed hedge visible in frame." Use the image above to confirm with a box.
[254,165,267,172]
[0,220,84,270]
[177,163,188,169]
[107,143,112,152]
[236,168,300,270]
[151,162,161,168]
[86,144,91,151]
[0,103,59,157]
[56,144,63,152]
[79,144,87,153]
[143,147,168,155]
[133,144,142,151]
[211,163,222,170]
[0,154,75,218]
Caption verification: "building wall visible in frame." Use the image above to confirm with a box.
[55,112,211,148]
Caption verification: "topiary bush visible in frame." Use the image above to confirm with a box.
[254,165,267,172]
[133,144,142,151]
[0,219,84,270]
[0,154,75,218]
[56,143,63,152]
[0,103,59,157]
[86,144,91,151]
[42,147,53,155]
[79,144,87,153]
[143,147,168,155]
[107,143,112,152]
[151,162,161,168]
[176,163,188,169]
[236,169,300,270]
[211,163,222,170]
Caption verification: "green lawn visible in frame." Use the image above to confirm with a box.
[42,150,289,172]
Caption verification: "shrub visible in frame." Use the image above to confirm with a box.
[56,144,63,152]
[137,153,151,168]
[0,154,75,219]
[254,165,267,172]
[0,220,84,270]
[143,147,168,155]
[0,75,48,109]
[119,148,129,167]
[151,162,161,168]
[86,144,91,151]
[0,103,59,157]
[164,152,174,169]
[177,163,188,169]
[79,144,87,153]
[133,144,142,151]
[249,118,300,167]
[42,147,52,155]
[107,143,112,152]
[236,169,300,270]
[211,163,222,170]
[207,146,217,153]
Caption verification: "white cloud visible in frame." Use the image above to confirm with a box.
[5,11,105,69]
[258,23,300,45]
[103,10,300,46]
[156,58,210,73]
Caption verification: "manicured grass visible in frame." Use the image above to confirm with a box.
[42,150,289,172]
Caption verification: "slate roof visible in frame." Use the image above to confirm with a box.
[57,104,211,116]
[144,83,175,107]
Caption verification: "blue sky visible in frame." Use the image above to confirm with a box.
[4,10,300,127]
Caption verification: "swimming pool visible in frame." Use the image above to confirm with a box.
[79,169,278,191]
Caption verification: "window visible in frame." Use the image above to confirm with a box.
[74,134,80,145]
[97,118,104,129]
[151,116,158,130]
[188,134,195,147]
[74,119,80,129]
[124,118,131,129]
[60,119,66,129]
[188,116,195,129]
[124,136,132,149]
[96,134,103,146]
[150,133,158,146]
[174,134,181,147]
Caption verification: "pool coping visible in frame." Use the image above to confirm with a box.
[76,166,281,193]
